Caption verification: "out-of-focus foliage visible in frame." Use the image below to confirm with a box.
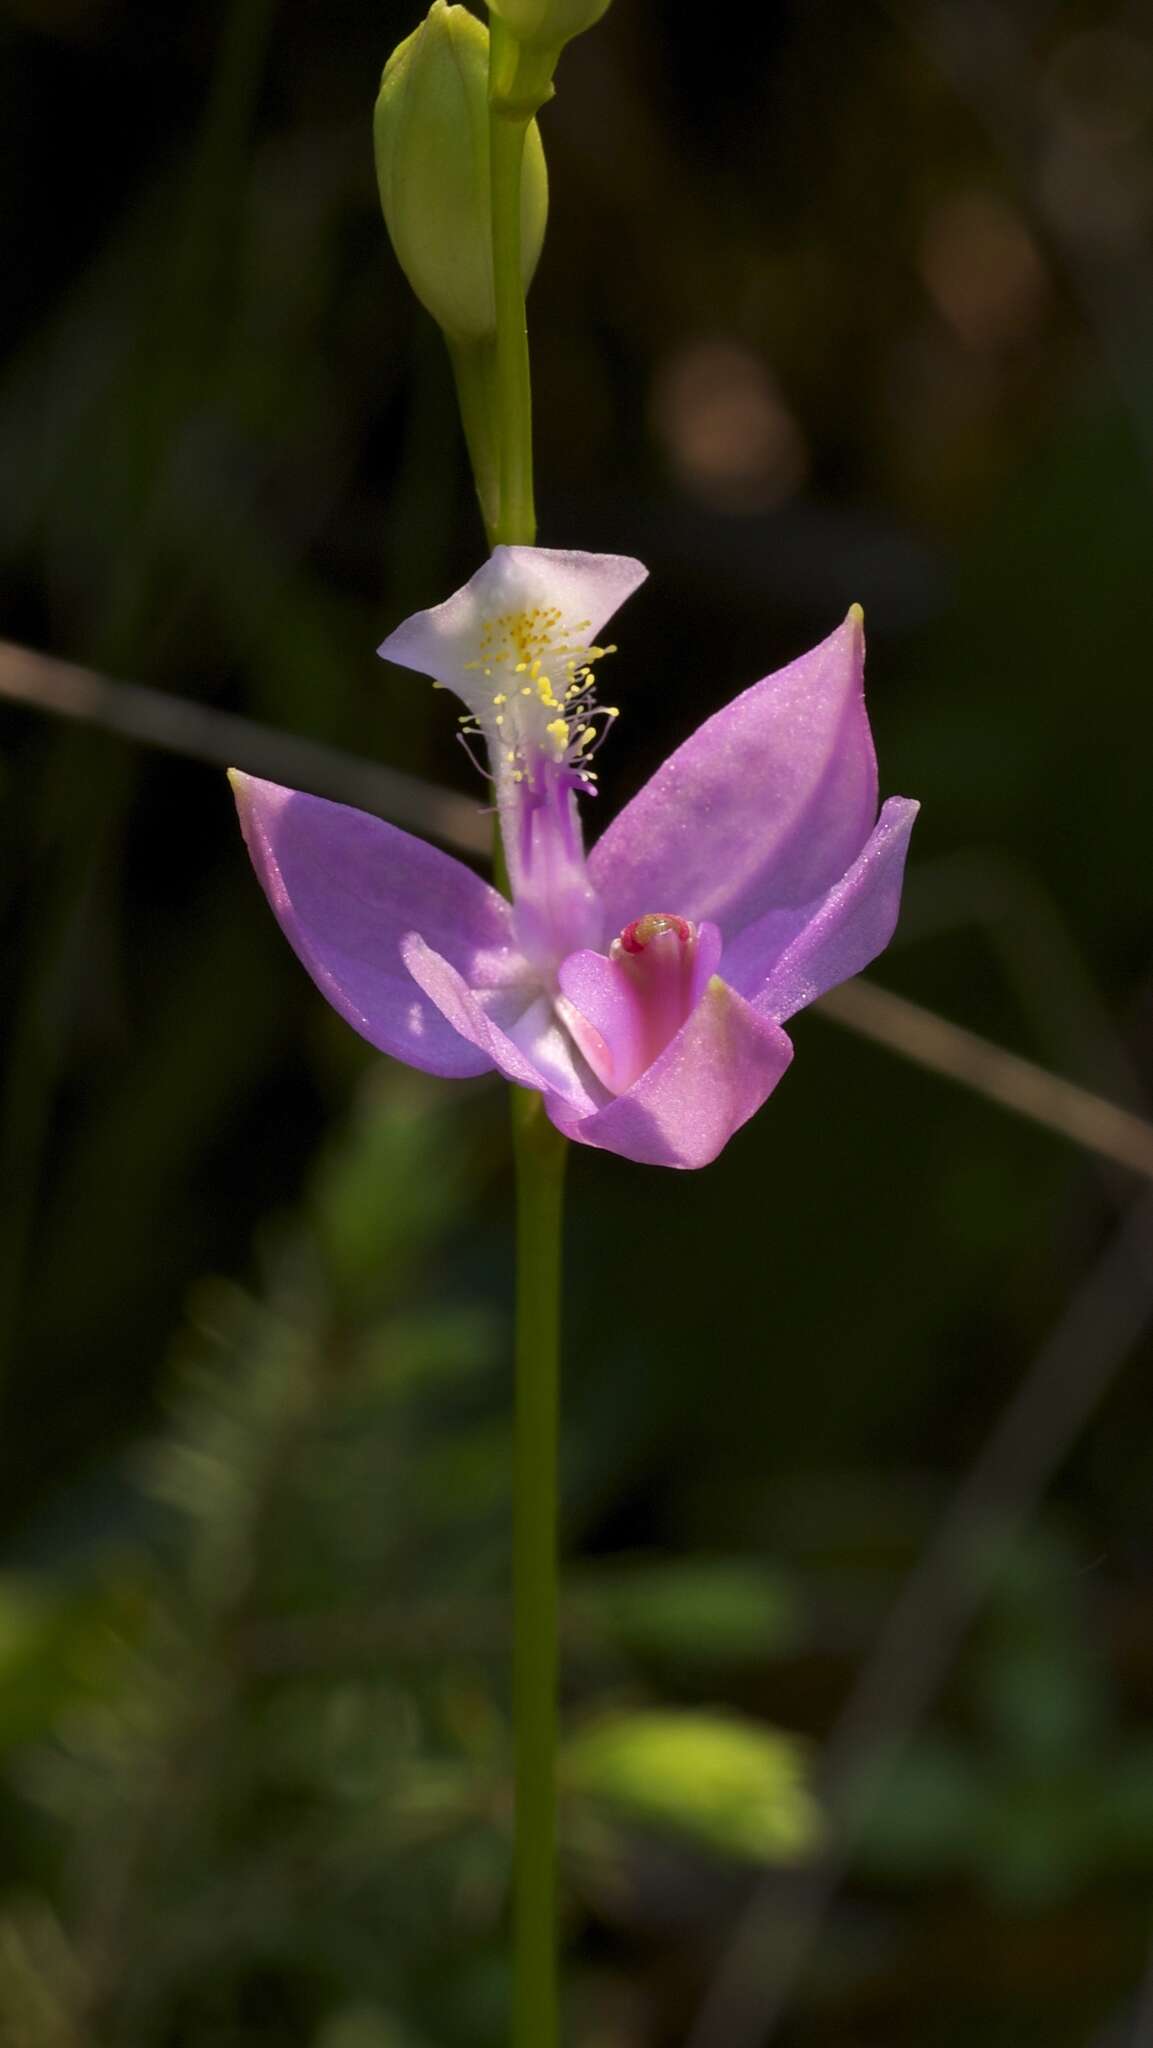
[0,1078,815,2044]
[567,1556,796,1670]
[856,1530,1153,1909]
[564,1710,817,1861]
[2,0,1153,2041]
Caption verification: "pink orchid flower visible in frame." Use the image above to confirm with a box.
[232,547,918,1168]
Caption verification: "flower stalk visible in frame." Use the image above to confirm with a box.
[510,1083,565,2048]
[447,336,502,546]
[486,21,563,2046]
[488,14,539,547]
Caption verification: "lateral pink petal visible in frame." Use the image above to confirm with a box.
[589,611,877,937]
[400,934,601,1115]
[232,774,518,1078]
[735,796,919,1020]
[548,978,794,1170]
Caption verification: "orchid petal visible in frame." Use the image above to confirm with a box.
[232,774,518,1079]
[732,796,919,1019]
[503,994,601,1104]
[589,610,878,937]
[557,919,724,1095]
[556,948,643,1093]
[400,933,601,1115]
[549,977,794,1169]
[378,545,648,718]
[690,919,724,1004]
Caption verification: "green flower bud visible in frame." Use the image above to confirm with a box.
[486,0,612,54]
[374,1,548,343]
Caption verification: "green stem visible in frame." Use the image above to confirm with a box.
[488,18,537,547]
[511,1086,566,2048]
[484,23,565,2043]
[447,335,502,549]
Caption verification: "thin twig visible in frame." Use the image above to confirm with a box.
[687,1188,1153,2048]
[817,978,1153,1184]
[0,638,489,856]
[897,849,1149,1121]
[4,637,1153,1186]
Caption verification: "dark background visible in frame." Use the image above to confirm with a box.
[1,0,1153,2042]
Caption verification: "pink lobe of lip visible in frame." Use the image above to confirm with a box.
[558,915,722,1095]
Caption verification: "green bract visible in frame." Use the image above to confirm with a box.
[374,1,548,343]
[486,0,612,54]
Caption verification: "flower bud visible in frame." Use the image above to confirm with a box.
[374,1,548,343]
[486,0,612,54]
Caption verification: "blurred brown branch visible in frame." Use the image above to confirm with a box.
[819,979,1153,1183]
[0,637,489,858]
[3,635,1151,1185]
